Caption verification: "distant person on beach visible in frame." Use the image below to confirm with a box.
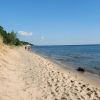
[25,46,27,50]
[25,45,32,52]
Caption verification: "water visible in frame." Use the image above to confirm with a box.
[32,45,100,74]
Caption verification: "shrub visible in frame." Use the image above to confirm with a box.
[0,34,3,43]
[0,26,32,46]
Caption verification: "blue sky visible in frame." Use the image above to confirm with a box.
[0,0,100,45]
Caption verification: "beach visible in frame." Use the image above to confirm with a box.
[0,45,100,100]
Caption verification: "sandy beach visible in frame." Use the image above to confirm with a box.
[0,45,100,100]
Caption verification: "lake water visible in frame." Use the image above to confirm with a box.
[32,45,100,74]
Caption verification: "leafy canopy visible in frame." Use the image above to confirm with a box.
[0,26,32,46]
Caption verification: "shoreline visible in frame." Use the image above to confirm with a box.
[32,50,100,88]
[0,46,100,100]
[32,49,100,76]
[31,50,100,99]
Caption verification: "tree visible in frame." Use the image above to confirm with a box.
[15,38,22,46]
[0,26,33,46]
[6,31,17,45]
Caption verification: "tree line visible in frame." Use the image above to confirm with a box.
[0,26,32,46]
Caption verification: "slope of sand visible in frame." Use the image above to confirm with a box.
[0,45,100,100]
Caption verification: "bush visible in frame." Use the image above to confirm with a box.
[0,35,3,44]
[0,26,32,46]
[4,31,17,45]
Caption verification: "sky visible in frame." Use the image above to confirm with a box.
[0,0,100,45]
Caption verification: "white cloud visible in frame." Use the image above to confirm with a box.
[40,36,45,40]
[18,31,32,36]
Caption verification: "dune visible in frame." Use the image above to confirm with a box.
[0,44,100,100]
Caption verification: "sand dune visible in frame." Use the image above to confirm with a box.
[0,45,100,100]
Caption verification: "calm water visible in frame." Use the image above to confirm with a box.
[32,45,100,74]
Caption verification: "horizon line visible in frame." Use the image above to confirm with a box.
[34,43,100,46]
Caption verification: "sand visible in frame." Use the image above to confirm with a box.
[0,45,100,100]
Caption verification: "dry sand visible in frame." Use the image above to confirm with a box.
[0,45,100,100]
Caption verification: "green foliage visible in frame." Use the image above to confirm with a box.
[15,38,22,46]
[0,35,3,43]
[5,31,16,45]
[20,41,33,45]
[0,26,32,46]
